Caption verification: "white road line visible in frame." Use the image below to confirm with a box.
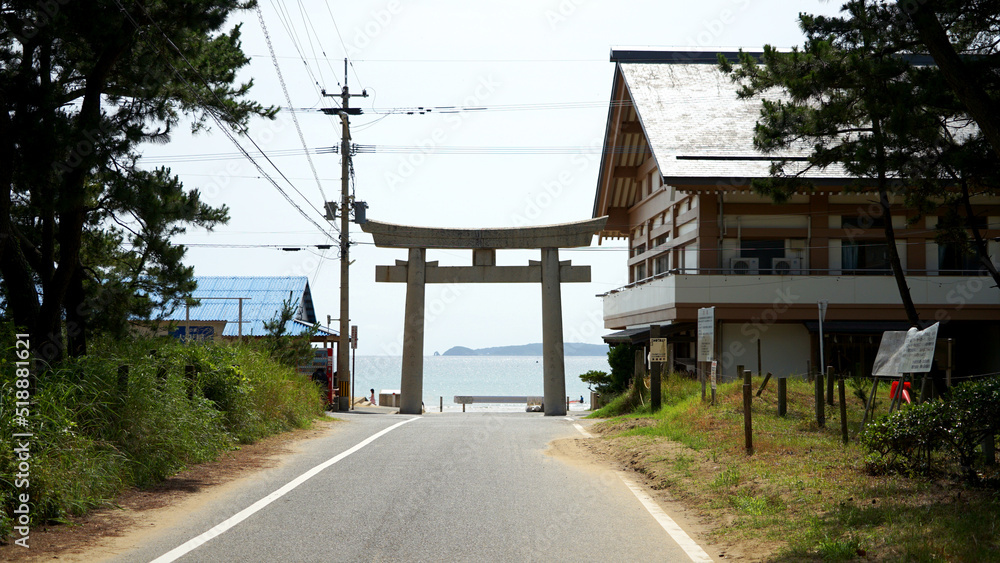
[572,423,713,562]
[150,417,420,563]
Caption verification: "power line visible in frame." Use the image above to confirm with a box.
[323,3,363,89]
[284,100,636,115]
[114,0,335,240]
[257,4,329,204]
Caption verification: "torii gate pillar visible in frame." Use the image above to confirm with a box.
[400,247,426,415]
[364,217,607,416]
[540,247,566,415]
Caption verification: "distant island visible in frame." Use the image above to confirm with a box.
[441,342,608,356]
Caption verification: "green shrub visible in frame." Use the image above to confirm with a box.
[860,376,1000,482]
[0,335,324,541]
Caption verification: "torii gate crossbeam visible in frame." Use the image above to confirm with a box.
[363,217,607,416]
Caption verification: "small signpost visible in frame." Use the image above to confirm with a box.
[650,325,663,412]
[865,323,940,425]
[650,338,668,362]
[698,307,715,401]
[350,325,358,410]
[697,307,715,362]
[710,360,718,405]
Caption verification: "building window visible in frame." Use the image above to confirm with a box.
[654,254,670,275]
[842,240,890,274]
[740,240,785,274]
[842,215,886,230]
[634,263,647,281]
[939,244,981,274]
[632,243,646,258]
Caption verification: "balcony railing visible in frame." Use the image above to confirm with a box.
[603,267,994,297]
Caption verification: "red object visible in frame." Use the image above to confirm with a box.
[890,381,912,404]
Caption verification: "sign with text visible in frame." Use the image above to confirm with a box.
[351,325,358,349]
[697,307,715,361]
[872,322,940,376]
[710,360,718,390]
[650,338,668,362]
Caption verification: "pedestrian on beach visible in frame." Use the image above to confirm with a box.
[370,388,376,404]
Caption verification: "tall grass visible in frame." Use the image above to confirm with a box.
[0,335,325,541]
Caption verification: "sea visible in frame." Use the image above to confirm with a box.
[351,355,610,412]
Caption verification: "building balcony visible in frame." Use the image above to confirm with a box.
[599,270,1000,328]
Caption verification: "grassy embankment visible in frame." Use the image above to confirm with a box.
[0,336,326,542]
[589,375,1000,562]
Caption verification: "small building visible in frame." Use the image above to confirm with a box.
[152,275,337,344]
[592,50,1000,379]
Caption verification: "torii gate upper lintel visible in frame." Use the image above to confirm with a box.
[362,217,608,416]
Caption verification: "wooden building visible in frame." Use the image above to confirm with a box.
[593,50,1000,379]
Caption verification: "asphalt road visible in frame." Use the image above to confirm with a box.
[107,412,710,562]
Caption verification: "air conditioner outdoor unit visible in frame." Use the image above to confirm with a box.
[772,257,802,275]
[729,257,759,275]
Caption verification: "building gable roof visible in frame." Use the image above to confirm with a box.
[160,276,334,337]
[593,49,852,229]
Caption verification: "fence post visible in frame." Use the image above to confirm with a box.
[743,369,753,455]
[700,361,706,402]
[827,364,835,406]
[816,366,826,428]
[755,372,772,397]
[839,375,848,444]
[777,376,787,417]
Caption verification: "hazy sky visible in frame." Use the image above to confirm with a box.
[143,0,845,356]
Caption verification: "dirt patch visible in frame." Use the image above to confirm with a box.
[0,419,340,563]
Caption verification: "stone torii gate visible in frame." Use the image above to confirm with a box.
[363,217,607,416]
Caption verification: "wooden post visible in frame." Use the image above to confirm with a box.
[755,372,772,397]
[816,366,825,428]
[757,338,762,377]
[827,364,835,406]
[743,369,753,455]
[440,396,443,413]
[839,376,848,444]
[462,402,465,413]
[777,376,787,417]
[650,325,662,412]
[700,361,706,402]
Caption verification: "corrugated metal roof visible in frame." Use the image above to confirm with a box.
[160,276,334,337]
[618,62,850,182]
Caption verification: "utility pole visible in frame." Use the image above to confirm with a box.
[324,59,367,412]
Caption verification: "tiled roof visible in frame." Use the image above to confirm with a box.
[160,276,335,337]
[618,60,850,183]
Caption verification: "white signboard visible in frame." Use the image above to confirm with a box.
[872,322,940,376]
[650,338,668,362]
[697,307,715,362]
[710,360,718,390]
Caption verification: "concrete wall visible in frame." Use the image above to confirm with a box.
[718,322,811,381]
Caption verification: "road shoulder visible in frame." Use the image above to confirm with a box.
[0,418,341,563]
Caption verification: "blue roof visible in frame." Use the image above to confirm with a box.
[160,276,336,337]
